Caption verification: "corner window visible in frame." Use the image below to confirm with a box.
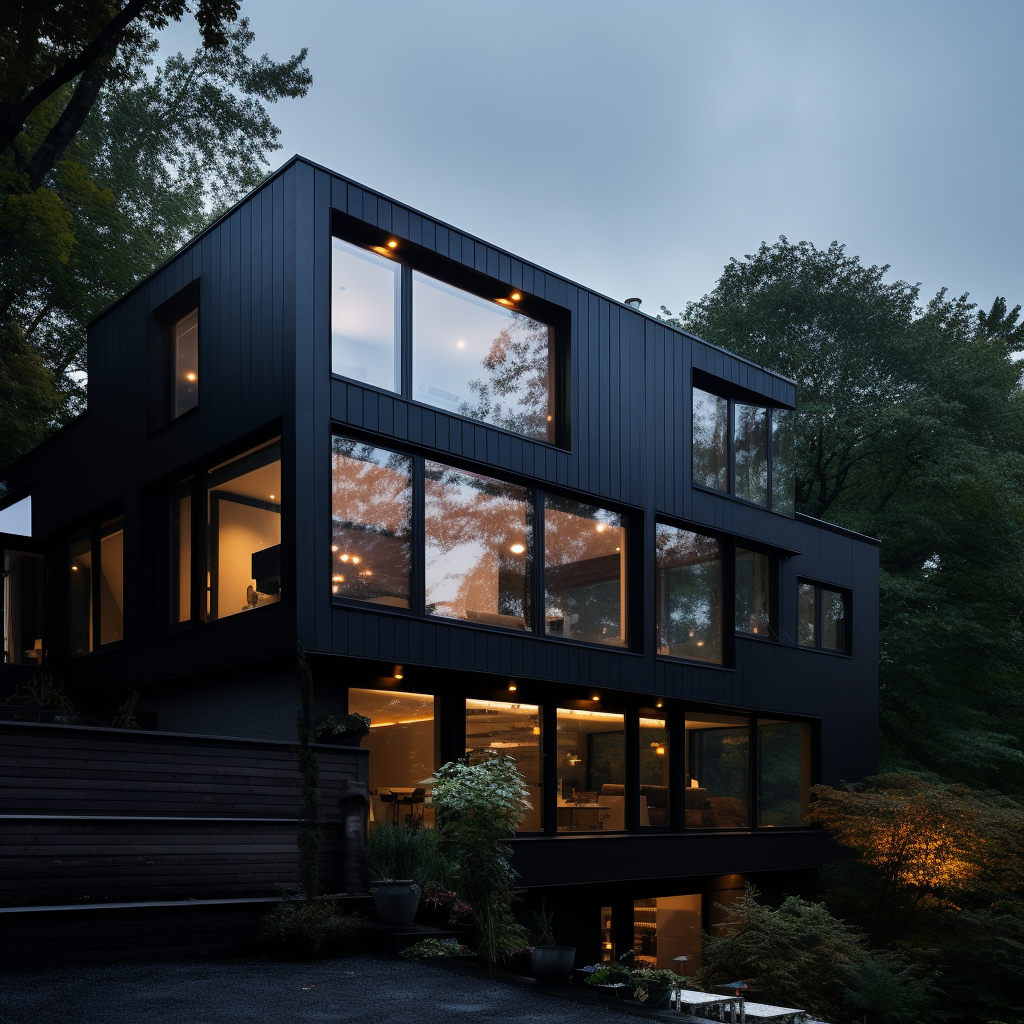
[797,581,850,653]
[68,516,124,655]
[655,523,722,663]
[0,494,32,536]
[173,309,199,418]
[685,712,749,828]
[735,547,775,640]
[206,441,281,620]
[692,385,794,515]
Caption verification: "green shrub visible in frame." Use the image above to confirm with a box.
[365,820,456,888]
[401,937,474,958]
[255,900,367,959]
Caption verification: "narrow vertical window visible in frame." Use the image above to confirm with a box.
[820,587,848,652]
[544,496,625,647]
[692,388,729,491]
[771,408,795,515]
[98,518,124,646]
[735,547,774,639]
[68,530,93,655]
[685,712,750,828]
[170,481,192,624]
[757,719,812,826]
[733,403,768,506]
[797,581,850,653]
[331,439,413,607]
[655,524,722,663]
[173,309,198,418]
[797,582,816,647]
[331,237,401,392]
[425,463,532,629]
[556,707,625,831]
[639,712,669,827]
[2,548,45,665]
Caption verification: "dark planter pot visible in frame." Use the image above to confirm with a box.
[531,945,575,985]
[317,730,365,746]
[372,880,421,926]
[637,983,674,1009]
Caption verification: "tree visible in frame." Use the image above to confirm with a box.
[662,239,1024,795]
[0,5,311,469]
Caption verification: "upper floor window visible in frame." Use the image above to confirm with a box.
[173,309,199,418]
[0,493,31,536]
[692,386,795,515]
[331,233,560,445]
[68,515,124,655]
[735,547,776,640]
[797,580,849,653]
[655,523,722,664]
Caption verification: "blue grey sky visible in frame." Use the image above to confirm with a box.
[166,0,1024,316]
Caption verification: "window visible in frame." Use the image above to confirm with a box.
[425,463,532,629]
[68,516,124,655]
[634,896,702,972]
[466,699,542,831]
[639,712,669,827]
[692,385,794,515]
[544,496,626,647]
[330,234,560,444]
[331,440,413,607]
[206,442,281,620]
[757,719,812,826]
[2,547,44,665]
[685,712,749,828]
[655,524,721,663]
[169,480,192,625]
[797,581,849,653]
[556,707,625,831]
[0,494,31,536]
[331,237,401,391]
[350,688,436,827]
[172,309,199,418]
[735,547,775,640]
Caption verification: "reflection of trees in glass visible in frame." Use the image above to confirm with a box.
[656,525,721,661]
[460,313,552,441]
[797,583,816,647]
[640,725,669,786]
[588,730,625,790]
[693,389,729,490]
[758,722,806,826]
[734,404,768,505]
[770,409,795,514]
[688,725,749,805]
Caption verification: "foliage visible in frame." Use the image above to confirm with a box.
[400,937,474,959]
[662,238,1024,796]
[295,644,320,898]
[254,899,367,959]
[315,712,371,739]
[0,7,311,470]
[4,670,79,721]
[630,967,683,1001]
[111,690,140,729]
[432,755,531,966]
[532,901,557,945]
[365,821,456,889]
[843,954,937,1024]
[584,963,632,986]
[421,882,472,924]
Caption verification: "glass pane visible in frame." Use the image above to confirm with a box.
[68,530,92,656]
[601,906,615,962]
[797,582,816,647]
[413,271,554,441]
[821,588,847,652]
[350,688,436,828]
[170,484,191,625]
[173,309,199,417]
[634,895,702,972]
[0,495,31,536]
[685,712,749,828]
[466,699,542,831]
[331,237,401,392]
[99,518,124,646]
[556,707,625,831]
[2,550,45,665]
[331,439,412,607]
[655,523,721,663]
[639,713,669,827]
[692,388,729,491]
[771,408,795,516]
[735,547,774,639]
[207,441,281,620]
[544,496,625,647]
[425,463,532,630]
[758,719,811,826]
[734,403,768,505]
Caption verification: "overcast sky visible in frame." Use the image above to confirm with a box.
[165,0,1023,317]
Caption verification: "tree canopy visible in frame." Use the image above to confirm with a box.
[662,239,1024,796]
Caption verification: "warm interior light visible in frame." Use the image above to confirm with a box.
[688,630,695,638]
[360,569,373,576]
[269,494,275,500]
[532,726,541,735]
[71,565,78,572]
[341,554,349,562]
[331,545,338,552]
[495,297,513,307]
[696,640,705,647]
[596,523,607,533]
[186,372,197,382]
[393,665,404,680]
[511,292,521,301]
[656,746,666,756]
[351,556,361,564]
[510,543,525,554]
[655,701,664,709]
[332,585,339,594]
[752,626,759,634]
[332,574,344,583]
[387,239,398,248]
[546,414,553,422]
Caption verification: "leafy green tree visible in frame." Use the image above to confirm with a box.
[662,239,1024,795]
[0,3,311,470]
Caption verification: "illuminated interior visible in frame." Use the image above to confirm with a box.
[639,713,669,826]
[556,707,625,831]
[634,895,702,972]
[685,713,749,828]
[98,519,124,646]
[170,482,191,624]
[2,548,44,665]
[68,530,92,655]
[173,309,198,418]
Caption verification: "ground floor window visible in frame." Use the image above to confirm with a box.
[634,895,702,972]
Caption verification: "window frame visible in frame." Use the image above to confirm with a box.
[734,543,779,643]
[147,279,201,434]
[796,578,852,655]
[65,508,125,657]
[329,211,571,450]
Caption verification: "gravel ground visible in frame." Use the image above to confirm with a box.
[0,955,699,1024]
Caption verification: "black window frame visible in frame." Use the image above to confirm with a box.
[147,279,201,434]
[796,578,852,655]
[330,210,571,450]
[65,507,125,657]
[734,543,779,643]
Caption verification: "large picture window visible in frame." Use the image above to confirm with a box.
[757,719,812,826]
[655,524,721,663]
[692,385,795,515]
[68,516,124,655]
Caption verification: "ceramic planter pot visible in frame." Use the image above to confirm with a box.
[372,880,421,926]
[531,945,576,984]
[637,983,674,1008]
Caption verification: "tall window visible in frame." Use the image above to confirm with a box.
[169,479,192,625]
[798,581,849,653]
[172,309,199,418]
[466,699,542,831]
[735,547,775,640]
[2,547,44,665]
[68,516,124,655]
[685,712,749,828]
[655,524,721,663]
[639,712,670,827]
[206,442,281,620]
[425,463,532,629]
[692,385,795,515]
[330,235,560,445]
[757,719,812,826]
[556,707,625,831]
[544,496,626,647]
[331,440,413,607]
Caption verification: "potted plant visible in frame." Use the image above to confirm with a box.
[315,712,371,746]
[582,964,631,996]
[630,967,682,1008]
[417,882,472,927]
[529,902,575,985]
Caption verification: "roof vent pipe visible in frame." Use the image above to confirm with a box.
[624,297,642,309]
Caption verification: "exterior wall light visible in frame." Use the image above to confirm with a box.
[393,665,403,680]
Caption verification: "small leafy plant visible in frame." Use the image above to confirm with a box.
[401,937,474,959]
[585,963,632,987]
[5,671,79,722]
[422,882,472,923]
[316,712,371,739]
[630,967,682,1001]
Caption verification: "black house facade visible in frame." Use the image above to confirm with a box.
[0,156,879,967]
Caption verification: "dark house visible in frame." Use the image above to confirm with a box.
[0,156,878,967]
